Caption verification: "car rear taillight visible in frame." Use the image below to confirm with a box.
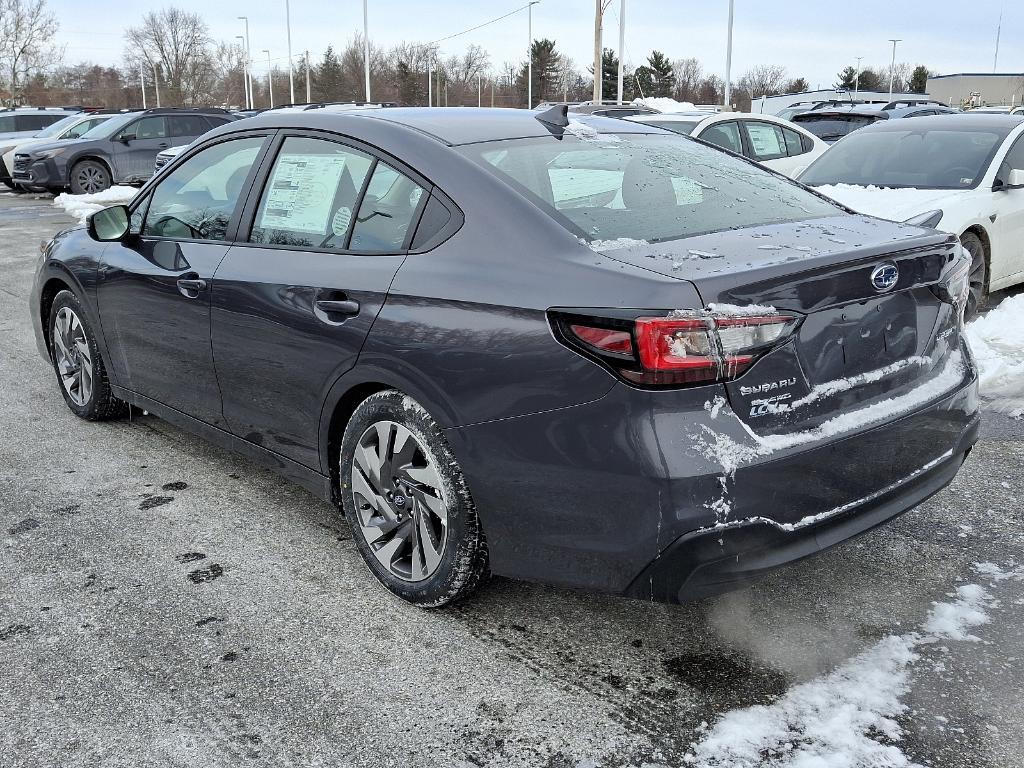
[553,310,800,388]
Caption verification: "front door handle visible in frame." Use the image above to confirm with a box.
[158,142,169,149]
[315,299,360,316]
[176,277,208,298]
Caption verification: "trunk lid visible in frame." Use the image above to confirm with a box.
[596,214,966,434]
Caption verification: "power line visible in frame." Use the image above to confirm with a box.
[427,3,534,46]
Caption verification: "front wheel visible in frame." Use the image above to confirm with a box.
[48,290,126,420]
[960,231,987,321]
[69,160,111,195]
[339,390,488,607]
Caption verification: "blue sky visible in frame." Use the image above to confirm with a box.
[51,0,1021,89]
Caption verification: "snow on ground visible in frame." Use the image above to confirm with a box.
[965,294,1024,418]
[53,186,137,223]
[683,575,998,767]
[632,97,699,113]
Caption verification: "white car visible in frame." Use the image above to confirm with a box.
[1,112,115,189]
[624,111,828,177]
[798,113,1024,317]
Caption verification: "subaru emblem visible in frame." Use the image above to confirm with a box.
[870,262,899,292]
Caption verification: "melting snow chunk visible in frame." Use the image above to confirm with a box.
[53,186,138,223]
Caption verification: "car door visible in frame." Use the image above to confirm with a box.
[990,131,1024,283]
[113,116,170,180]
[96,134,272,426]
[738,120,795,174]
[211,133,428,469]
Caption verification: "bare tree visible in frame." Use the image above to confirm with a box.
[0,0,61,103]
[671,57,703,102]
[738,65,788,98]
[124,8,213,106]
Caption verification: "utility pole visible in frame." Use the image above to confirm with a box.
[305,49,311,103]
[152,62,161,107]
[427,55,432,107]
[236,35,249,109]
[264,50,274,107]
[527,1,539,108]
[724,0,734,108]
[363,0,371,101]
[593,0,603,103]
[616,0,625,104]
[854,56,863,98]
[139,66,146,109]
[239,17,253,108]
[994,3,1003,72]
[888,38,901,99]
[490,77,494,107]
[477,73,482,107]
[285,0,295,103]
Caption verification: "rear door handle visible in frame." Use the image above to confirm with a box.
[177,277,208,298]
[315,299,360,316]
[158,142,169,149]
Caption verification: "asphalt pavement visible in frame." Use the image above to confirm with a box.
[1,191,1022,768]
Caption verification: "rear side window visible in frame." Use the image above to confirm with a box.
[699,121,742,154]
[251,136,374,250]
[142,136,265,241]
[168,114,210,137]
[0,116,15,132]
[782,127,807,156]
[17,114,59,131]
[132,117,167,139]
[202,116,232,129]
[64,117,106,138]
[348,162,426,252]
[410,194,452,250]
[744,121,787,161]
[462,133,839,244]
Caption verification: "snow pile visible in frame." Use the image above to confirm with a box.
[685,578,996,767]
[964,294,1024,417]
[706,303,778,317]
[633,97,699,113]
[53,186,137,223]
[565,119,620,143]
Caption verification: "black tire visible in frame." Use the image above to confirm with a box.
[1,178,14,189]
[960,231,987,321]
[47,290,126,420]
[339,390,488,607]
[69,159,111,195]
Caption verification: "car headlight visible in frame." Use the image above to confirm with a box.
[33,148,67,159]
[903,209,944,229]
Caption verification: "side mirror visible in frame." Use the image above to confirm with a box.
[1008,168,1024,188]
[117,133,133,144]
[87,205,130,242]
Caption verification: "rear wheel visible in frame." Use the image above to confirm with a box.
[960,231,987,321]
[69,160,111,195]
[339,390,488,607]
[1,178,14,189]
[48,290,126,420]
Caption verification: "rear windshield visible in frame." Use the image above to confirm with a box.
[636,119,699,136]
[793,114,877,141]
[800,126,1006,189]
[458,131,839,244]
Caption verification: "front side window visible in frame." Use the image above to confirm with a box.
[699,121,743,154]
[462,133,840,244]
[141,136,265,240]
[251,137,374,250]
[744,121,787,161]
[996,134,1024,184]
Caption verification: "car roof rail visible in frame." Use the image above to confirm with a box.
[140,107,232,115]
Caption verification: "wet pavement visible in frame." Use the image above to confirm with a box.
[1,191,1022,767]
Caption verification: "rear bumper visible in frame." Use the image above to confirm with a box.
[624,418,978,602]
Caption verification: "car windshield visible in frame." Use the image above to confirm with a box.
[36,114,82,138]
[459,131,840,244]
[636,118,700,136]
[800,126,1007,189]
[792,114,877,141]
[79,112,136,139]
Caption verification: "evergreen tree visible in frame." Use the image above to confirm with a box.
[601,48,617,100]
[646,50,675,97]
[314,46,344,101]
[518,38,562,106]
[910,65,929,94]
[835,66,857,90]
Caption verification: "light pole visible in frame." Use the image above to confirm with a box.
[616,0,625,104]
[427,54,432,107]
[152,61,161,107]
[285,0,295,103]
[363,0,371,102]
[724,0,734,108]
[592,0,602,102]
[527,1,539,108]
[236,35,249,109]
[854,56,863,98]
[264,50,274,108]
[239,16,253,108]
[888,38,901,100]
[305,50,311,103]
[139,65,146,109]
[477,72,482,107]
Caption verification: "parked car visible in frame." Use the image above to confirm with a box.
[563,101,659,118]
[970,106,1014,114]
[13,108,235,194]
[624,111,827,177]
[1,112,117,190]
[798,114,1024,317]
[32,107,978,608]
[0,107,81,143]
[794,103,961,143]
[153,143,186,173]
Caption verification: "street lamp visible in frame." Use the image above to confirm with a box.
[888,38,901,100]
[854,56,863,98]
[236,35,248,109]
[616,0,625,105]
[363,0,371,102]
[285,0,295,104]
[264,49,274,108]
[527,1,539,108]
[724,0,734,108]
[239,16,253,109]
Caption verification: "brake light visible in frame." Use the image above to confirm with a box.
[558,310,800,388]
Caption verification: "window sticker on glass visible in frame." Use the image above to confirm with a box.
[260,153,348,233]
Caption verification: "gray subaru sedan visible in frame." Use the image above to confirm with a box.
[30,107,979,607]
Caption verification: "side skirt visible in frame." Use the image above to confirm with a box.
[111,385,333,503]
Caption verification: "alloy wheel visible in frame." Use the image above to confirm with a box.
[350,420,448,582]
[964,237,987,319]
[76,166,106,194]
[53,306,93,407]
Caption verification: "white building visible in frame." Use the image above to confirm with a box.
[925,73,1024,108]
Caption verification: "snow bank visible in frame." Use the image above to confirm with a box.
[685,578,996,767]
[965,294,1024,418]
[53,186,137,223]
[632,97,699,114]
